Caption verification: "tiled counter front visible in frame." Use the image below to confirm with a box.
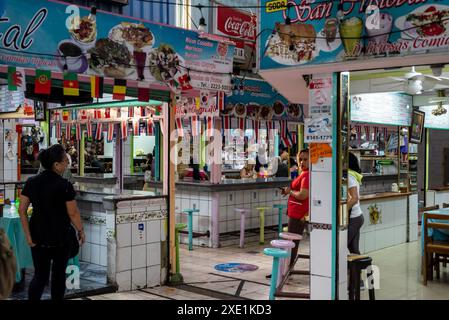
[175,188,288,248]
[106,197,168,291]
[359,195,410,254]
[426,189,449,208]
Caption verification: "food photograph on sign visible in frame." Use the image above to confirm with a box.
[260,1,449,69]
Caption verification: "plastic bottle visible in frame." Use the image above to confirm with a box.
[9,201,17,216]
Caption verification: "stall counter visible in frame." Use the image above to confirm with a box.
[75,186,168,291]
[358,192,418,254]
[426,187,449,208]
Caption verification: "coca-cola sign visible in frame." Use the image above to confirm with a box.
[215,5,256,41]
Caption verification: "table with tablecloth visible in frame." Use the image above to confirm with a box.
[421,207,449,257]
[0,207,33,282]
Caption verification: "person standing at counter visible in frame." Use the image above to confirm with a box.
[282,149,310,265]
[183,158,209,181]
[240,162,255,179]
[18,144,85,300]
[347,152,364,255]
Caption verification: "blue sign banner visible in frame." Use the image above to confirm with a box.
[0,0,234,91]
[260,0,449,70]
[222,78,304,121]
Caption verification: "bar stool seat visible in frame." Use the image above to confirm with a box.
[182,208,200,251]
[235,208,250,248]
[273,204,288,234]
[279,232,303,241]
[264,247,289,300]
[256,207,271,244]
[348,255,376,301]
[271,239,296,283]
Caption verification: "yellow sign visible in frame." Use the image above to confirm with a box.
[266,0,287,13]
[310,143,332,164]
[368,204,382,225]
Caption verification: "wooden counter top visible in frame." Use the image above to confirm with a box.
[360,192,411,202]
[429,186,449,192]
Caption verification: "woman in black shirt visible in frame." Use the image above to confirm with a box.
[18,144,85,300]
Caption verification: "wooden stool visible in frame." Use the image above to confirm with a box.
[347,255,376,300]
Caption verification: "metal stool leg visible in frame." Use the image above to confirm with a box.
[188,212,193,251]
[239,212,246,248]
[260,210,265,244]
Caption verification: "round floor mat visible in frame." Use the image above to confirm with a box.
[214,263,259,272]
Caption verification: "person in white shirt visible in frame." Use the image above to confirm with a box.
[347,152,364,254]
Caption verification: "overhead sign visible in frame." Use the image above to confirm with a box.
[0,0,234,92]
[350,92,413,126]
[260,0,449,70]
[221,78,303,122]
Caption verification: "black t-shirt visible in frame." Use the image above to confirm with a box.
[275,162,289,177]
[22,170,76,246]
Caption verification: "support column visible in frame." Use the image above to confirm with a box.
[79,130,85,176]
[166,99,176,276]
[115,124,123,191]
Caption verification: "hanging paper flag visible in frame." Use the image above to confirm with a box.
[177,74,193,91]
[75,123,81,141]
[79,109,88,121]
[217,91,225,111]
[292,131,297,144]
[95,122,103,141]
[191,115,199,137]
[7,66,26,92]
[34,69,51,95]
[252,120,259,142]
[87,120,92,138]
[63,72,79,96]
[128,107,134,118]
[176,118,184,137]
[90,75,104,98]
[146,118,154,136]
[65,123,72,140]
[222,115,231,137]
[94,109,102,119]
[364,126,370,140]
[195,97,201,110]
[238,117,245,132]
[133,118,139,136]
[138,82,150,102]
[206,116,214,137]
[107,123,114,142]
[56,122,61,140]
[140,107,146,117]
[104,108,111,119]
[121,120,128,140]
[286,131,293,147]
[113,79,127,100]
[62,110,70,122]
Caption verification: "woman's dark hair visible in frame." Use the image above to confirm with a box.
[299,148,309,155]
[189,158,200,181]
[348,152,362,174]
[38,144,66,170]
[254,156,261,173]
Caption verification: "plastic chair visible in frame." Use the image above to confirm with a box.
[264,247,289,300]
[256,207,270,244]
[235,208,250,248]
[182,208,200,251]
[273,204,287,234]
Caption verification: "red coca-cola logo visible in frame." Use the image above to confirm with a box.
[216,6,256,41]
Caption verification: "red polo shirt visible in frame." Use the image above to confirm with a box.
[287,168,310,220]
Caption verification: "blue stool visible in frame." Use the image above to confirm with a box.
[182,208,200,251]
[273,204,287,234]
[264,247,289,300]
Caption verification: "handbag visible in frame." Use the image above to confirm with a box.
[67,225,79,259]
[0,229,16,299]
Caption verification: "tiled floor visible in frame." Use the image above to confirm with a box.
[78,237,449,300]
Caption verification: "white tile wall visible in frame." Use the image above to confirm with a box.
[311,275,332,300]
[100,245,107,266]
[339,229,348,285]
[132,245,147,269]
[91,244,100,265]
[145,220,160,243]
[116,271,131,291]
[132,222,147,246]
[310,171,333,224]
[117,223,132,248]
[91,224,101,245]
[147,242,161,266]
[147,265,160,287]
[82,243,91,262]
[132,268,147,290]
[117,247,132,272]
[311,229,332,277]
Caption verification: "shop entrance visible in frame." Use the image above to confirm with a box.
[343,63,449,299]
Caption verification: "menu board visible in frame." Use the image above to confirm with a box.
[350,92,413,126]
[419,105,449,129]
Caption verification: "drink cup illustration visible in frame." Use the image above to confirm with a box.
[324,18,338,44]
[366,13,393,45]
[339,17,363,57]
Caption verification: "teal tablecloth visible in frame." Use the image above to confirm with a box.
[0,209,33,282]
[421,208,449,256]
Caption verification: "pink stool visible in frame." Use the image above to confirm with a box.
[270,239,295,286]
[235,208,250,248]
[280,232,303,268]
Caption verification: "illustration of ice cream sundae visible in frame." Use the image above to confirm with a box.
[366,13,393,45]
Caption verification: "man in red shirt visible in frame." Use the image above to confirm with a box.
[281,149,309,266]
